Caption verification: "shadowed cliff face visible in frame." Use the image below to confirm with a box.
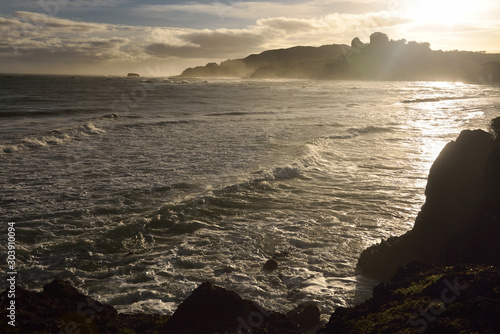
[180,44,350,79]
[358,126,500,281]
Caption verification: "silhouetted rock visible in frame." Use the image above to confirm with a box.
[42,279,83,300]
[180,44,350,78]
[286,303,321,331]
[0,280,304,334]
[127,73,140,77]
[0,279,169,333]
[445,134,500,265]
[358,127,500,281]
[351,37,367,50]
[319,262,500,334]
[369,32,389,47]
[162,281,303,334]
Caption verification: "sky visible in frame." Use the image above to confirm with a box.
[0,0,499,76]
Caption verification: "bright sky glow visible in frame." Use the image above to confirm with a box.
[0,0,498,76]
[409,0,472,26]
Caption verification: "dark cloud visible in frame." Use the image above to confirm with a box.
[146,30,267,58]
[13,11,104,32]
[258,17,317,33]
[0,17,23,26]
[89,37,129,49]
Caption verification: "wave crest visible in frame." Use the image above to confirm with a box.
[401,96,474,104]
[1,122,105,154]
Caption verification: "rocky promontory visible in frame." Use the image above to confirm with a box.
[358,120,500,281]
[180,44,350,79]
[179,32,500,82]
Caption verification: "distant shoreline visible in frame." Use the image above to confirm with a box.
[178,33,500,84]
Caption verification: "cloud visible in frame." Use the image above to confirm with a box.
[257,11,408,34]
[88,37,130,49]
[136,0,388,23]
[144,11,409,59]
[0,17,23,27]
[0,3,499,75]
[13,11,104,32]
[258,17,317,34]
[64,0,131,8]
[145,29,267,58]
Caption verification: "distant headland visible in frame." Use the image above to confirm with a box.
[179,32,500,83]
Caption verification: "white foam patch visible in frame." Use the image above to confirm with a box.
[118,299,177,314]
[0,122,105,154]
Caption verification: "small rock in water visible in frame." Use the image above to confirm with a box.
[263,259,278,271]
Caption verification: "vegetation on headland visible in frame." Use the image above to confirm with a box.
[320,262,500,333]
[180,32,500,83]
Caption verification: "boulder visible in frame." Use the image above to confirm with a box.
[286,303,321,331]
[0,280,169,333]
[445,144,500,265]
[0,280,304,334]
[162,281,303,334]
[263,259,279,271]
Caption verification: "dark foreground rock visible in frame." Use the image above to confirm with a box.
[319,262,500,334]
[0,280,305,334]
[0,279,170,333]
[286,303,321,331]
[164,281,303,334]
[358,126,500,281]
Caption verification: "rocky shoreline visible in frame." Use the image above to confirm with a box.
[2,120,500,333]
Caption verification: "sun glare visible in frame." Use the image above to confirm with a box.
[408,0,472,26]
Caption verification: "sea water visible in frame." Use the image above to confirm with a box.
[1,75,499,316]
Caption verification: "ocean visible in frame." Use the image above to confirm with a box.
[1,74,499,317]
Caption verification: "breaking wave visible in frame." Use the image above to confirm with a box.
[146,143,323,231]
[348,126,394,135]
[401,96,475,104]
[326,126,394,140]
[0,123,105,154]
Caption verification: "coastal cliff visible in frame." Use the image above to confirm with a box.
[358,122,500,281]
[180,44,350,79]
[179,32,500,82]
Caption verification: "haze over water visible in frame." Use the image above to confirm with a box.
[1,75,499,316]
